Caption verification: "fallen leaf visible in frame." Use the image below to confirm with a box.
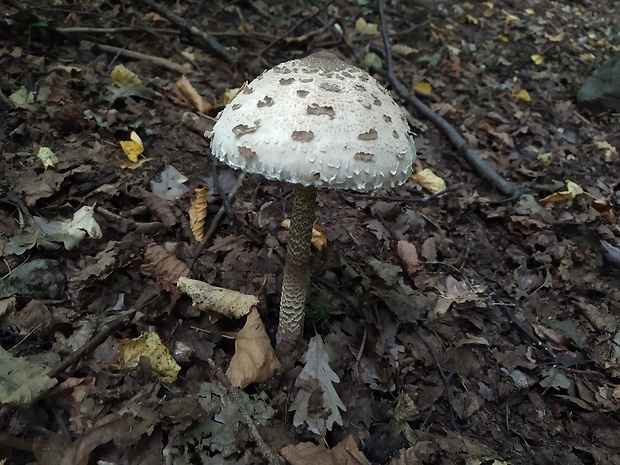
[117,332,180,383]
[411,168,446,193]
[120,131,144,162]
[539,180,584,205]
[291,335,346,435]
[189,186,208,242]
[226,309,281,388]
[110,64,142,88]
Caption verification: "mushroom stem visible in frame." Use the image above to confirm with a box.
[276,184,317,349]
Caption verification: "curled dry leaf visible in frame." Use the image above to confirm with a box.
[140,243,190,292]
[281,435,370,465]
[176,75,212,113]
[189,186,208,242]
[133,186,177,227]
[226,308,281,388]
[177,277,258,320]
[396,240,420,276]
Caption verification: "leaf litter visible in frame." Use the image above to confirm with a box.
[1,0,620,464]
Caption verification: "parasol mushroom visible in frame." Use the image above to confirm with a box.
[209,51,416,351]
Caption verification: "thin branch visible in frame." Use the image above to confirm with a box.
[257,0,335,57]
[95,44,191,73]
[135,0,229,61]
[190,172,246,269]
[376,0,520,198]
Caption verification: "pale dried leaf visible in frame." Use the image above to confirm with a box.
[291,335,346,435]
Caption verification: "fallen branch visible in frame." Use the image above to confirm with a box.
[136,0,229,62]
[376,0,520,197]
[190,172,246,269]
[94,44,191,73]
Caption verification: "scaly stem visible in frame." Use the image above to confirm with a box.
[276,184,317,350]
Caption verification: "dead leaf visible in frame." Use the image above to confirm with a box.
[411,168,446,193]
[189,186,208,242]
[396,240,420,276]
[291,335,346,435]
[539,180,584,205]
[117,332,181,383]
[226,309,281,388]
[176,75,212,113]
[140,243,190,292]
[281,435,371,465]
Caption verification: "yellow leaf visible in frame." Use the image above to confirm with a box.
[37,146,58,169]
[531,54,544,65]
[495,34,509,42]
[391,44,418,56]
[483,2,494,8]
[223,86,242,105]
[546,32,564,42]
[355,17,379,35]
[117,332,180,383]
[505,13,519,23]
[539,180,584,205]
[118,158,152,169]
[226,309,281,388]
[525,8,535,14]
[413,81,432,95]
[411,168,446,194]
[537,152,553,166]
[189,186,208,242]
[110,64,142,88]
[120,131,144,162]
[176,75,212,113]
[466,15,479,25]
[514,89,531,102]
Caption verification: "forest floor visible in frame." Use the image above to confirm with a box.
[1,0,620,464]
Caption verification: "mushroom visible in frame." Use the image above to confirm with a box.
[209,51,416,350]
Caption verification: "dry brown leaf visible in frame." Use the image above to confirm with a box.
[281,435,370,465]
[175,75,212,113]
[396,240,420,276]
[226,308,281,388]
[133,186,177,227]
[189,186,208,242]
[532,324,572,351]
[140,243,190,292]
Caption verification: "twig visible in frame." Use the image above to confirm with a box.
[55,26,178,34]
[341,186,457,203]
[375,0,520,198]
[206,358,284,465]
[190,172,246,269]
[0,290,162,423]
[135,0,229,62]
[211,165,235,220]
[414,326,458,430]
[94,44,190,73]
[258,0,335,57]
[498,304,555,357]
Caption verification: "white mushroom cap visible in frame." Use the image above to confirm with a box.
[209,51,416,191]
